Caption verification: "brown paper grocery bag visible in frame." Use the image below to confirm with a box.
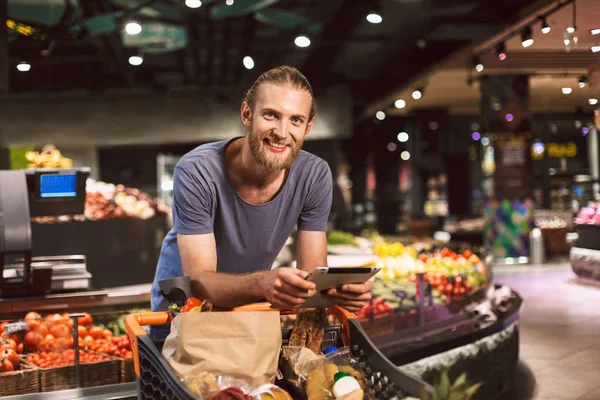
[161,311,281,386]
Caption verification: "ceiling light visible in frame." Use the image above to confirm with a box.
[496,43,507,61]
[243,56,254,70]
[128,55,143,66]
[397,132,409,142]
[591,28,600,35]
[472,56,483,72]
[387,143,397,152]
[541,17,551,34]
[412,87,423,100]
[125,21,142,35]
[592,46,600,53]
[564,38,571,46]
[562,87,572,94]
[521,26,534,48]
[481,137,490,146]
[567,26,575,34]
[394,99,406,109]
[472,132,481,141]
[185,0,202,8]
[400,151,411,161]
[294,35,310,48]
[16,62,31,72]
[366,12,382,24]
[226,0,234,4]
[579,76,587,88]
[375,111,386,121]
[589,98,598,105]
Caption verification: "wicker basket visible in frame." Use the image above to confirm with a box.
[39,365,76,392]
[0,361,40,396]
[39,358,120,391]
[119,358,135,383]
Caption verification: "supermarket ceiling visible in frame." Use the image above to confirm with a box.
[367,0,600,116]
[5,0,547,110]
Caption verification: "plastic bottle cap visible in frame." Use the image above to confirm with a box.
[323,346,338,355]
[334,372,350,382]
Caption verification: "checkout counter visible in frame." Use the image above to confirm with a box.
[0,168,156,319]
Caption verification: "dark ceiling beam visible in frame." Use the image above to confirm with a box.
[0,0,9,92]
[300,0,373,85]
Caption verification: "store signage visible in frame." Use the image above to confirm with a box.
[4,321,29,334]
[6,19,46,40]
[531,142,578,160]
[493,133,534,200]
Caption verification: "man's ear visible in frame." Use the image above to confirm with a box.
[241,101,252,127]
[305,118,315,137]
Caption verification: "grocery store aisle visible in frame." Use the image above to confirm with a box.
[495,263,600,400]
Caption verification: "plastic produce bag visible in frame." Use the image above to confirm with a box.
[287,347,374,400]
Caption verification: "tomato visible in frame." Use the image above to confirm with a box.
[77,313,93,327]
[16,343,23,354]
[24,312,41,321]
[8,334,21,345]
[0,358,14,373]
[54,336,69,350]
[26,318,41,331]
[49,324,70,339]
[2,349,19,368]
[180,297,203,312]
[45,314,63,327]
[35,323,49,336]
[83,335,95,348]
[1,339,17,352]
[103,329,113,339]
[25,331,43,350]
[462,250,473,259]
[88,326,104,340]
[77,326,88,338]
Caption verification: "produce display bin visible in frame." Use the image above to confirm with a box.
[125,305,434,400]
[0,361,39,396]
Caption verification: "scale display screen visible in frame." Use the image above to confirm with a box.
[39,173,77,198]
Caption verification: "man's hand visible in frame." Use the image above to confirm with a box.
[260,268,317,309]
[323,277,374,313]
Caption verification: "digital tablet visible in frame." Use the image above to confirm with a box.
[299,266,382,309]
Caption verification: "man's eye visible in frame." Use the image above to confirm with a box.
[264,112,275,118]
[292,117,303,124]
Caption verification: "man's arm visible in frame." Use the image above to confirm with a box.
[179,233,316,309]
[295,230,328,272]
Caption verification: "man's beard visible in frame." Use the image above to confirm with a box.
[248,122,304,172]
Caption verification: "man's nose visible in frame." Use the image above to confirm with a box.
[273,119,290,138]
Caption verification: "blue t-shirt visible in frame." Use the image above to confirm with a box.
[150,138,333,313]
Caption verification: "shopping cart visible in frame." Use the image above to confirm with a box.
[125,304,434,400]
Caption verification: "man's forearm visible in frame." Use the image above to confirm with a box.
[189,270,267,309]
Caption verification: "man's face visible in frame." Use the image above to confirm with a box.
[242,83,314,172]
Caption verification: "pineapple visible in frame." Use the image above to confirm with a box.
[420,370,481,400]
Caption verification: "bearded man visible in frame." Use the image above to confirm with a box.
[150,66,372,338]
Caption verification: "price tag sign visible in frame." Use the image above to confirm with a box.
[4,321,29,335]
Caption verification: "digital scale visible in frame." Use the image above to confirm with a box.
[0,167,93,297]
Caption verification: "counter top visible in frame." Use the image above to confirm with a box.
[0,284,151,317]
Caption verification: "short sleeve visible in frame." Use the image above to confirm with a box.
[298,161,333,231]
[172,164,214,235]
